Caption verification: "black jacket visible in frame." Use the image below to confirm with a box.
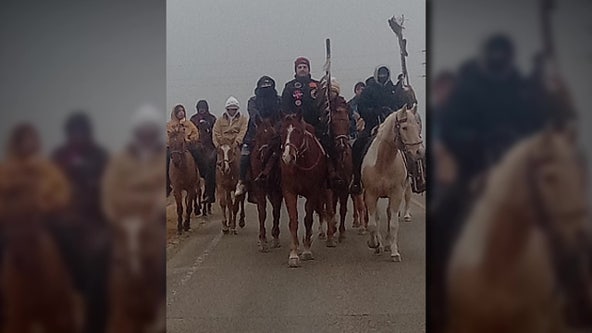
[281,75,321,131]
[358,77,404,136]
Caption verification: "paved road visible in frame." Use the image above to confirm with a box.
[167,194,426,333]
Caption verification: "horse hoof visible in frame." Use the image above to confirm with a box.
[239,219,245,228]
[384,245,391,252]
[231,229,238,235]
[318,232,326,240]
[301,251,314,261]
[404,215,412,222]
[177,230,182,236]
[288,256,300,268]
[367,239,378,249]
[271,239,281,248]
[326,239,337,248]
[391,253,402,262]
[259,242,269,253]
[358,228,368,235]
[374,246,384,255]
[222,229,229,235]
[338,233,346,243]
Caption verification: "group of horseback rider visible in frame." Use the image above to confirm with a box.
[166,56,424,201]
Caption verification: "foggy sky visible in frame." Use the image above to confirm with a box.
[167,0,426,131]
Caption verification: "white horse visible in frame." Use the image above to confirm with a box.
[447,125,592,332]
[362,105,424,261]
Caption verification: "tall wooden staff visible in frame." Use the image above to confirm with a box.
[388,15,410,87]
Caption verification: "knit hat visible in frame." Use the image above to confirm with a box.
[132,104,163,129]
[294,57,310,71]
[330,77,341,95]
[225,96,240,109]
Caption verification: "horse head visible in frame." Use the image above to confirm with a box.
[394,104,424,161]
[330,105,351,153]
[280,112,306,166]
[216,140,239,176]
[168,124,186,167]
[254,116,278,160]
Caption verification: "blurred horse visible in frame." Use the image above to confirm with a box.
[168,124,200,235]
[195,119,216,216]
[447,125,592,332]
[280,113,336,267]
[362,105,424,262]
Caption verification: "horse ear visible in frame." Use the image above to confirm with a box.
[410,103,418,115]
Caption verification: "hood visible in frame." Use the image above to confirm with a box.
[170,104,186,121]
[133,104,163,130]
[196,100,209,112]
[225,96,240,110]
[373,65,391,86]
[5,123,40,159]
[255,75,276,95]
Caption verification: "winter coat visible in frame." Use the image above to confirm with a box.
[212,111,248,148]
[101,145,165,223]
[438,59,544,179]
[358,68,405,136]
[281,75,322,130]
[166,109,199,147]
[52,143,109,218]
[244,94,282,146]
[190,112,217,133]
[0,154,71,218]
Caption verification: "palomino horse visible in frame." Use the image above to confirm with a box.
[168,124,200,235]
[280,113,336,267]
[216,141,245,234]
[447,125,592,333]
[362,105,424,262]
[251,117,283,252]
[195,119,216,216]
[325,102,353,243]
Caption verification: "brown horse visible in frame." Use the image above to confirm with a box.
[362,105,424,262]
[251,117,283,252]
[195,119,216,216]
[216,141,245,234]
[447,125,592,333]
[321,102,353,243]
[168,124,200,235]
[280,113,336,267]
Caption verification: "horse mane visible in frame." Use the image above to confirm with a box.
[375,108,403,141]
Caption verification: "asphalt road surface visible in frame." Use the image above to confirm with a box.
[167,194,426,333]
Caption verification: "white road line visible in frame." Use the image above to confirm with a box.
[167,231,223,305]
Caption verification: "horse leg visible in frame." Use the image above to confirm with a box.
[387,191,404,262]
[238,195,246,228]
[256,192,268,252]
[352,194,360,228]
[174,190,183,235]
[302,199,314,260]
[317,209,326,240]
[365,191,382,254]
[184,191,193,232]
[219,189,229,234]
[356,194,368,235]
[325,190,337,248]
[194,184,202,217]
[338,194,347,242]
[270,193,282,248]
[402,180,412,222]
[229,191,238,235]
[285,192,300,267]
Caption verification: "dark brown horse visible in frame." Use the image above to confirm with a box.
[251,117,283,252]
[194,119,216,216]
[280,113,336,267]
[328,101,353,243]
[168,124,200,235]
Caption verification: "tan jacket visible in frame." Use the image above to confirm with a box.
[166,109,199,147]
[101,147,165,223]
[0,155,71,217]
[212,112,248,148]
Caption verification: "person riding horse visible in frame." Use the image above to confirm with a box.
[166,104,202,196]
[212,96,248,155]
[190,100,217,204]
[350,65,416,195]
[235,75,282,199]
[280,56,342,188]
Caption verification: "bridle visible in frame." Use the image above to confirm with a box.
[282,127,324,171]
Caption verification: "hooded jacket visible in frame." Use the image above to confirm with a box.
[357,65,405,135]
[166,106,200,147]
[189,101,217,134]
[212,110,248,149]
[0,150,70,218]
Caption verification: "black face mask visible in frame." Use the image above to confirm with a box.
[256,86,277,98]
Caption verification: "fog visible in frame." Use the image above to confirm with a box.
[167,0,426,131]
